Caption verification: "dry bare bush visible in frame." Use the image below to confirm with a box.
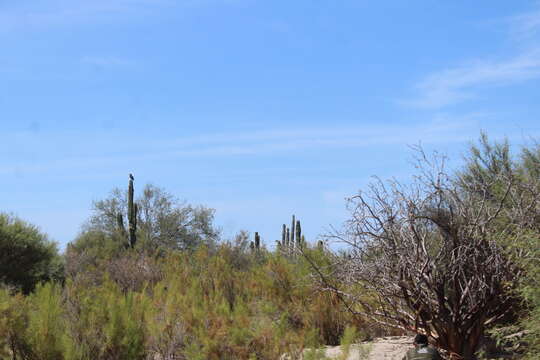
[321,146,539,359]
[107,253,163,292]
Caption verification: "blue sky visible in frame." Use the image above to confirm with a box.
[2,0,540,249]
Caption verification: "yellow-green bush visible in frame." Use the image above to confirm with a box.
[0,287,30,359]
[26,283,64,360]
[0,244,368,359]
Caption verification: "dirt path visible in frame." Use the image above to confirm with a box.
[322,336,412,360]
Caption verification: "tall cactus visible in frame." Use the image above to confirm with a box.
[277,215,306,257]
[127,174,138,248]
[116,174,137,248]
[254,232,260,250]
[291,215,296,248]
[295,220,302,249]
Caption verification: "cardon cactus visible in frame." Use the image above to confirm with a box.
[279,215,305,256]
[127,174,138,248]
[254,232,261,250]
[291,215,296,247]
[295,220,302,249]
[117,174,138,248]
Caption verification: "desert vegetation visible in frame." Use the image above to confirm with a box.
[0,134,538,359]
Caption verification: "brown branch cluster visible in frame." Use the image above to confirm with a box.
[325,148,539,359]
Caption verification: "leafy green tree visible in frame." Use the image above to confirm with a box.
[84,183,219,252]
[66,181,220,289]
[460,136,540,358]
[0,213,63,294]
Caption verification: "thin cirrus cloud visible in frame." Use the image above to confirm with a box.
[0,0,178,30]
[81,56,135,68]
[0,0,243,31]
[1,120,481,177]
[403,6,540,110]
[508,7,540,39]
[402,50,540,109]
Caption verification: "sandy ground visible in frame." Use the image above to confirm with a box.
[320,336,412,360]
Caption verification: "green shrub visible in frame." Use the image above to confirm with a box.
[0,213,63,293]
[26,283,64,360]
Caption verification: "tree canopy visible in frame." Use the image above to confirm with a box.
[75,182,220,254]
[0,213,62,294]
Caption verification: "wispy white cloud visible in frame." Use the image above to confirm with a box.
[404,6,540,109]
[0,119,484,176]
[81,56,135,68]
[403,50,540,109]
[0,0,179,30]
[0,0,238,30]
[508,6,540,40]
[163,117,481,149]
